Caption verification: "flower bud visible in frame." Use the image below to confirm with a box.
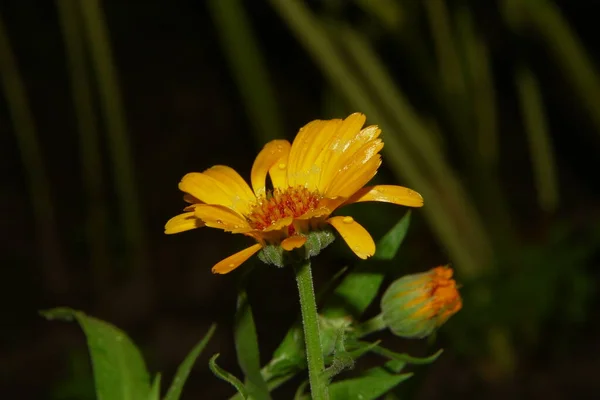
[380,266,462,339]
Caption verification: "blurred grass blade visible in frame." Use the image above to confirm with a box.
[423,0,466,98]
[456,6,498,166]
[269,0,492,277]
[504,0,600,137]
[148,374,161,400]
[234,290,271,400]
[208,0,283,144]
[515,66,559,212]
[209,354,249,399]
[56,0,110,290]
[337,23,493,277]
[0,14,67,294]
[164,324,217,400]
[78,0,147,269]
[42,307,151,400]
[354,0,404,32]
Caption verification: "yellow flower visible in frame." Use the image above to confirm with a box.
[165,113,423,274]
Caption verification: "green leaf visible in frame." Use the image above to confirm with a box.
[363,360,407,376]
[323,212,412,319]
[148,374,161,400]
[209,354,249,399]
[164,324,217,400]
[41,307,151,400]
[234,290,271,400]
[369,345,443,365]
[374,211,411,260]
[328,373,412,400]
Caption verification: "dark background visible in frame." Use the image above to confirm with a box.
[1,1,599,399]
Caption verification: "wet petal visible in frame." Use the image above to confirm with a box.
[268,153,289,191]
[327,215,375,259]
[262,216,293,232]
[251,140,291,196]
[295,207,332,220]
[179,169,253,215]
[281,235,307,251]
[317,113,373,190]
[212,243,263,274]
[194,204,251,233]
[287,119,342,190]
[203,165,255,204]
[325,140,383,198]
[164,212,204,234]
[345,185,424,207]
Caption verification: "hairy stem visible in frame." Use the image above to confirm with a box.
[294,259,328,400]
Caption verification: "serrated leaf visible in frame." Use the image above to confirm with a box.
[328,372,412,400]
[148,374,160,400]
[374,211,411,260]
[323,212,411,319]
[164,324,216,400]
[234,289,271,400]
[41,307,151,400]
[209,354,248,399]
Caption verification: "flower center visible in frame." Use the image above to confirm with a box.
[247,187,321,231]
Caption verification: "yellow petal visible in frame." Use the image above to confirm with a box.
[287,119,342,190]
[179,169,253,215]
[262,216,293,232]
[194,204,250,233]
[212,243,262,274]
[317,113,372,190]
[203,165,256,204]
[251,140,291,196]
[295,207,332,220]
[325,139,383,197]
[281,235,307,251]
[268,153,289,191]
[346,185,424,207]
[327,216,375,259]
[164,212,204,234]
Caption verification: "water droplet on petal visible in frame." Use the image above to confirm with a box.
[342,216,354,224]
[228,263,235,268]
[216,219,223,224]
[278,163,286,170]
[353,246,361,252]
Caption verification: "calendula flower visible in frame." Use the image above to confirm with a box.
[380,266,462,338]
[165,113,423,274]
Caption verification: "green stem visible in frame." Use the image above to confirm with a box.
[355,314,386,338]
[293,259,329,400]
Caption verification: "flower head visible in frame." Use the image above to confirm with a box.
[380,266,462,338]
[165,113,423,273]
